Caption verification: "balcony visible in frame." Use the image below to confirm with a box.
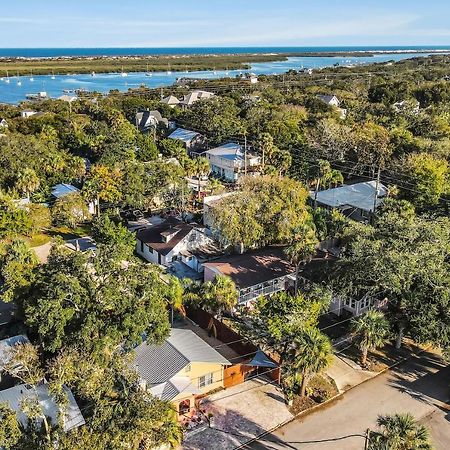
[238,275,293,305]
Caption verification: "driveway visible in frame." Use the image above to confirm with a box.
[245,350,450,450]
[182,378,293,450]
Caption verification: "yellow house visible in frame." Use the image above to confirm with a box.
[132,328,230,417]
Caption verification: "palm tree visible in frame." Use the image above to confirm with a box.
[191,157,210,199]
[285,327,333,397]
[351,310,390,367]
[285,223,318,296]
[369,413,433,450]
[203,275,238,319]
[15,167,40,200]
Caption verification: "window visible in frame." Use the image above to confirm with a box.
[199,372,213,388]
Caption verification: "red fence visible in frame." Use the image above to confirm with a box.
[186,307,280,384]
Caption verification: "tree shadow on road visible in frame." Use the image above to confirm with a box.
[387,351,450,422]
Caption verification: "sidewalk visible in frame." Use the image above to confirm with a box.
[326,355,374,392]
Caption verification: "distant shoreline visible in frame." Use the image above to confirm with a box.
[0,50,447,76]
[1,49,450,61]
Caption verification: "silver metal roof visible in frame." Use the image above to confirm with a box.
[0,384,85,432]
[0,335,29,371]
[132,329,230,399]
[312,181,388,213]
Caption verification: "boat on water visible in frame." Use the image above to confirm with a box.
[5,71,10,83]
[145,64,152,77]
[91,71,96,77]
[121,66,128,77]
[51,71,56,80]
[17,73,22,86]
[167,64,172,75]
[29,71,34,82]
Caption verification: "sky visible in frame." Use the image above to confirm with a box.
[1,0,450,48]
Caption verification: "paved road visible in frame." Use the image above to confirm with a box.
[244,350,450,450]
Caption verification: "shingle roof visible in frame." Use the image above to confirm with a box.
[203,247,295,289]
[161,95,180,105]
[312,181,388,213]
[317,94,339,104]
[136,218,196,256]
[180,90,215,106]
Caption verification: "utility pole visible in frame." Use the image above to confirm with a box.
[364,428,371,450]
[160,87,164,102]
[244,134,248,176]
[372,165,381,220]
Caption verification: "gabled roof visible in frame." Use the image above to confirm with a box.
[203,247,295,289]
[205,142,244,161]
[161,95,180,106]
[168,127,201,143]
[136,218,198,256]
[317,94,339,105]
[312,180,388,213]
[0,384,85,432]
[58,95,78,103]
[51,183,79,199]
[180,90,215,106]
[132,328,229,400]
[136,110,168,129]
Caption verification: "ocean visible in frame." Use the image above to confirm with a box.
[0,47,448,104]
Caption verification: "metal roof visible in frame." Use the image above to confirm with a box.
[51,183,80,199]
[168,127,201,143]
[150,376,201,401]
[206,142,244,161]
[0,335,29,371]
[0,384,85,432]
[312,181,388,213]
[132,329,230,400]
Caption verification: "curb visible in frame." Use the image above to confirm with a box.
[233,344,433,449]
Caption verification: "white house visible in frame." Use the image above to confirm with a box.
[393,100,420,114]
[58,95,78,103]
[317,94,341,107]
[168,127,204,150]
[311,180,388,221]
[135,218,219,272]
[329,295,389,317]
[179,90,215,108]
[51,183,96,215]
[317,94,347,119]
[205,143,261,182]
[21,110,38,118]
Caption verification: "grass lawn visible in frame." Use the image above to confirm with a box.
[49,224,93,240]
[25,233,52,247]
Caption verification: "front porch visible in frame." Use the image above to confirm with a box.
[238,274,295,305]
